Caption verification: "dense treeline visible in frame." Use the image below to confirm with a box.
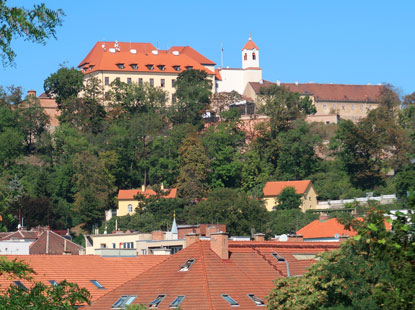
[1,67,415,239]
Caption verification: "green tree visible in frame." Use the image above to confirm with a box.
[266,209,318,235]
[168,69,212,128]
[0,2,64,65]
[177,133,210,201]
[258,85,316,136]
[44,66,84,106]
[187,188,267,236]
[276,186,302,210]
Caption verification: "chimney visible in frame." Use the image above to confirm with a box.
[276,80,280,86]
[319,213,329,221]
[185,233,200,247]
[253,233,265,242]
[161,182,164,191]
[141,184,146,192]
[210,232,229,260]
[27,90,36,97]
[287,234,303,242]
[295,81,299,86]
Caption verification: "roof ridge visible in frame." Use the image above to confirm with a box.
[253,248,284,277]
[199,242,214,309]
[47,230,85,250]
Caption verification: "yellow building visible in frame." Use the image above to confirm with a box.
[117,187,178,217]
[244,81,384,123]
[263,180,318,212]
[78,41,217,104]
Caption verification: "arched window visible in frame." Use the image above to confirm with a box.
[128,204,133,213]
[252,52,256,60]
[244,53,247,60]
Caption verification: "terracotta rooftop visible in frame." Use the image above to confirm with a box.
[0,255,167,302]
[87,240,339,309]
[263,180,312,197]
[242,37,259,51]
[118,188,177,200]
[29,230,84,255]
[249,81,384,103]
[78,41,215,75]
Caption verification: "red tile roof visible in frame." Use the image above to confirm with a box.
[78,42,215,75]
[263,180,312,197]
[168,46,216,65]
[0,231,38,240]
[87,240,338,309]
[249,81,384,103]
[214,68,222,81]
[242,39,259,51]
[297,218,357,239]
[29,230,84,255]
[0,255,167,302]
[118,188,177,200]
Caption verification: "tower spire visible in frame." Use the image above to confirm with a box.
[249,33,252,41]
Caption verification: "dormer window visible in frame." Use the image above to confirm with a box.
[83,67,88,72]
[248,294,265,306]
[147,64,154,70]
[179,258,196,271]
[112,295,137,309]
[157,65,165,71]
[116,63,125,69]
[89,65,94,71]
[252,52,256,60]
[90,280,105,289]
[130,64,138,70]
[185,66,193,70]
[173,65,180,71]
[221,294,239,306]
[271,253,285,262]
[149,294,166,308]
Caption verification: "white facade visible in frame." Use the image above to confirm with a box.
[0,240,32,255]
[216,35,262,95]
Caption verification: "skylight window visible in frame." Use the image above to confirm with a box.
[149,294,166,308]
[272,253,285,262]
[146,64,154,70]
[222,294,239,306]
[90,280,105,289]
[116,63,125,69]
[179,258,196,272]
[173,65,180,71]
[157,65,165,71]
[169,296,185,308]
[13,281,27,290]
[248,294,265,306]
[112,295,137,309]
[49,280,58,286]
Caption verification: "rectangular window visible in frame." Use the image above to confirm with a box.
[247,294,265,306]
[141,249,147,255]
[49,280,58,286]
[13,281,27,291]
[352,104,355,110]
[179,258,196,271]
[361,104,364,110]
[115,77,121,85]
[105,92,110,100]
[149,294,166,308]
[127,78,132,85]
[100,243,107,248]
[169,296,185,308]
[105,77,109,85]
[221,294,239,306]
[138,78,143,86]
[161,79,165,87]
[342,105,345,110]
[272,253,285,262]
[172,93,177,104]
[90,280,105,289]
[128,204,133,213]
[112,243,116,248]
[150,79,154,87]
[112,295,137,309]
[323,104,327,110]
[172,79,176,87]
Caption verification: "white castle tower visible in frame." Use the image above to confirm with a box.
[242,34,259,69]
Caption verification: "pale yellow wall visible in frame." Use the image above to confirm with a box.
[263,184,318,213]
[85,233,152,255]
[136,239,186,255]
[117,200,141,217]
[84,70,215,106]
[314,101,379,122]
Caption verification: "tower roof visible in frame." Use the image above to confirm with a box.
[242,34,259,51]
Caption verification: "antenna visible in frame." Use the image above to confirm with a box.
[221,42,223,68]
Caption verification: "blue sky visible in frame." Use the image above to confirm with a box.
[2,0,415,96]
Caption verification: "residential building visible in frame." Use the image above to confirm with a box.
[26,90,60,129]
[78,41,216,104]
[0,255,167,303]
[177,223,226,239]
[86,232,339,309]
[263,180,318,212]
[297,214,392,242]
[216,34,263,95]
[117,186,177,216]
[244,80,385,123]
[0,228,84,255]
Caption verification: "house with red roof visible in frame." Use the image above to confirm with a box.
[0,255,167,303]
[117,185,177,216]
[86,232,339,309]
[263,180,318,212]
[78,41,216,104]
